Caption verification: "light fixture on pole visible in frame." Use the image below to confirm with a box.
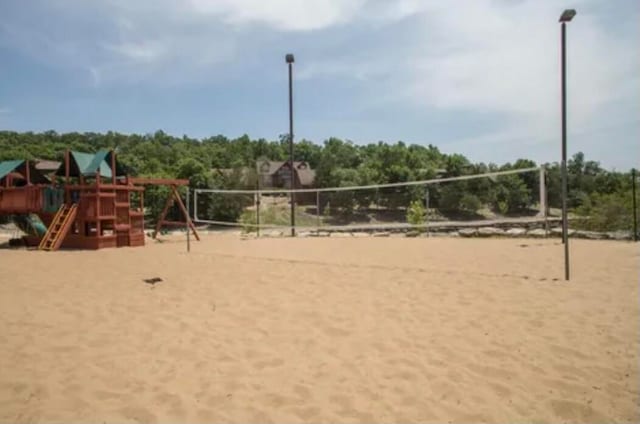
[285,53,296,237]
[559,8,576,280]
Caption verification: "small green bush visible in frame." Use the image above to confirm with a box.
[406,200,426,231]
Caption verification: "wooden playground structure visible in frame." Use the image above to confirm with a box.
[0,149,198,250]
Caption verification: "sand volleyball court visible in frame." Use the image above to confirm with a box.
[0,235,638,423]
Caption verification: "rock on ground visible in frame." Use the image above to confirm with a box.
[505,228,527,237]
[458,228,477,237]
[574,230,607,240]
[477,227,505,237]
[606,231,632,241]
[527,229,548,238]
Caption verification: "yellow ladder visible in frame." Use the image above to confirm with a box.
[38,204,78,251]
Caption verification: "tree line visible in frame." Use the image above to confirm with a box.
[0,130,636,232]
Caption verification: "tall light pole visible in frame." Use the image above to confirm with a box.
[633,168,638,242]
[560,9,576,281]
[286,53,296,237]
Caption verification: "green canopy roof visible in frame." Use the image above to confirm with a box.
[55,150,126,178]
[0,160,51,184]
[0,160,24,181]
[73,150,112,177]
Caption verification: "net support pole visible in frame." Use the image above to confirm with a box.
[287,58,296,238]
[425,186,430,237]
[632,168,638,242]
[539,166,548,235]
[539,166,547,217]
[316,190,320,231]
[375,188,379,222]
[193,190,199,222]
[186,188,190,253]
[560,21,570,281]
[256,191,261,238]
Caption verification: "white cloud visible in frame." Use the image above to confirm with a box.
[0,107,11,114]
[414,1,639,163]
[103,41,167,63]
[1,0,638,167]
[291,0,639,167]
[188,0,366,31]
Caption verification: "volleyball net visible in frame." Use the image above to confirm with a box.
[194,167,549,234]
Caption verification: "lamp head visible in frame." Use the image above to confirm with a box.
[285,53,295,64]
[559,9,576,22]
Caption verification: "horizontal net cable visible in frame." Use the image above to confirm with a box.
[194,167,540,195]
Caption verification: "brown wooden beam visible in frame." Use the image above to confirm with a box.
[25,160,31,185]
[152,191,175,239]
[171,185,200,241]
[111,149,116,185]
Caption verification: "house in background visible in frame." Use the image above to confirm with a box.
[213,160,316,190]
[257,160,315,190]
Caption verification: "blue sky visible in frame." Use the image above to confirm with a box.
[0,0,638,170]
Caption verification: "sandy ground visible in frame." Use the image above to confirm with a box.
[0,234,638,423]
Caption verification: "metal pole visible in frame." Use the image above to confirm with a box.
[375,188,379,222]
[256,192,261,238]
[288,59,296,237]
[632,168,638,242]
[193,189,198,222]
[256,175,261,238]
[561,22,570,280]
[425,186,430,237]
[316,190,321,230]
[186,188,191,253]
[542,167,549,236]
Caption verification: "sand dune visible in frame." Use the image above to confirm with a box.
[0,235,638,423]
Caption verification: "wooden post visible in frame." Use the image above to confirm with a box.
[153,191,176,239]
[171,185,200,241]
[25,160,31,185]
[65,150,70,184]
[111,150,116,185]
[65,150,70,203]
[96,170,101,236]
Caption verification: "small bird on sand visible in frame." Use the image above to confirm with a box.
[143,277,163,288]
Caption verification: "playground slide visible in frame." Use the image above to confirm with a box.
[12,214,48,237]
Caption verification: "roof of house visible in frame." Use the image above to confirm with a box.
[257,160,310,175]
[297,168,316,186]
[213,160,316,187]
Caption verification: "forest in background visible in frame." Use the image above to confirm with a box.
[0,130,637,233]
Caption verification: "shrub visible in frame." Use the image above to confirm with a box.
[574,191,635,232]
[406,200,426,231]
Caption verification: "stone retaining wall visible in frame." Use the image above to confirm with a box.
[254,226,634,241]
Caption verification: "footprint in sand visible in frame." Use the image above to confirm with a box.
[118,405,157,423]
[549,399,606,422]
[252,357,285,370]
